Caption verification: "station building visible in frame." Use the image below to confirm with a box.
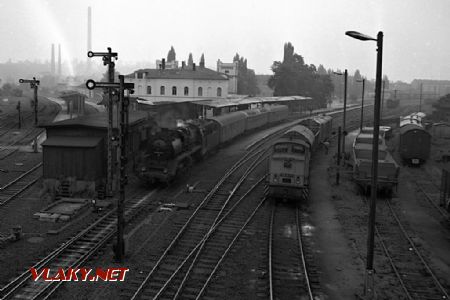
[125,63,229,128]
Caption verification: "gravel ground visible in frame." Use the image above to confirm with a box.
[7,106,449,299]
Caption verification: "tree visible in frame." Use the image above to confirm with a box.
[200,53,205,68]
[167,46,176,62]
[233,53,259,95]
[268,42,333,108]
[317,64,327,75]
[188,53,193,67]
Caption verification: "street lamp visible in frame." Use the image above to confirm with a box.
[356,78,365,131]
[333,69,348,160]
[346,30,383,299]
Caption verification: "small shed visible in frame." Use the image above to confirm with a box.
[41,111,156,197]
[59,91,86,117]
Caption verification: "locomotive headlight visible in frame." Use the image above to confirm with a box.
[163,168,168,174]
[141,167,147,172]
[273,174,278,183]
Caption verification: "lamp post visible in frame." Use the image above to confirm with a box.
[346,30,383,299]
[356,78,365,131]
[333,69,348,161]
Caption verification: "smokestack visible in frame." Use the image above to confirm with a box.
[51,44,55,75]
[87,7,92,52]
[182,61,186,69]
[58,44,61,77]
[162,58,166,70]
[193,63,196,71]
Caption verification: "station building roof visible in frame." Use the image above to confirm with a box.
[125,67,228,81]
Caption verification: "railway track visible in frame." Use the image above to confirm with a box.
[405,169,449,221]
[268,204,319,300]
[126,146,269,299]
[0,188,155,300]
[0,163,42,206]
[373,197,449,299]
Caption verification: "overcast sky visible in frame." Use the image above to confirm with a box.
[0,0,449,82]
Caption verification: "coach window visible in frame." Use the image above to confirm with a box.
[217,87,222,97]
[172,86,177,95]
[147,86,152,95]
[184,86,189,96]
[160,86,165,95]
[198,87,203,96]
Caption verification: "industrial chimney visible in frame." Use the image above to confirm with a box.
[58,44,61,77]
[51,44,55,75]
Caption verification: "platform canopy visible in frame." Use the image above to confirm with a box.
[191,95,311,109]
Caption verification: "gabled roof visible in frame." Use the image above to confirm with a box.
[125,67,228,81]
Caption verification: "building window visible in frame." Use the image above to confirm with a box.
[225,70,229,74]
[198,87,203,96]
[217,87,222,97]
[160,86,165,95]
[184,87,189,96]
[147,86,152,95]
[172,86,177,95]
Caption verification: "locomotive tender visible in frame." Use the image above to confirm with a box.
[137,105,289,184]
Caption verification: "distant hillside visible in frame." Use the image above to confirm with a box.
[255,75,273,96]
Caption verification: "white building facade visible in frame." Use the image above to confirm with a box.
[217,59,238,94]
[125,67,229,103]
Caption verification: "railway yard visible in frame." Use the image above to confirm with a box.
[0,96,449,300]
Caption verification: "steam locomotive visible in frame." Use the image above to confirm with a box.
[136,106,289,184]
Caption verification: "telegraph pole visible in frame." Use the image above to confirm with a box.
[19,77,40,126]
[87,48,118,197]
[85,77,134,262]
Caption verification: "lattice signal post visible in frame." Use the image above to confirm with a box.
[19,77,40,126]
[87,48,118,197]
[86,76,134,262]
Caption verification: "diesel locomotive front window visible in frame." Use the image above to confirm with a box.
[292,145,305,154]
[274,145,288,153]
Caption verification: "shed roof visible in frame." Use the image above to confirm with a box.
[41,136,102,148]
[125,67,228,81]
[42,111,150,129]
